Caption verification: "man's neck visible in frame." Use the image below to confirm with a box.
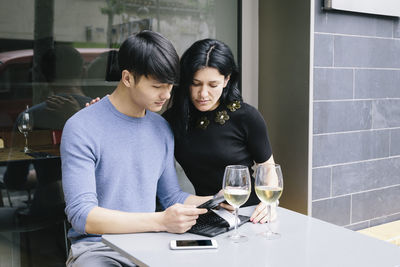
[109,83,146,118]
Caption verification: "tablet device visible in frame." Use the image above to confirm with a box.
[190,196,250,237]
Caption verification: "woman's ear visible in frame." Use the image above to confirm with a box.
[223,75,231,88]
[121,70,133,87]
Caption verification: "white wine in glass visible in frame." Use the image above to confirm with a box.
[255,186,282,204]
[18,105,33,153]
[222,165,251,243]
[255,163,283,239]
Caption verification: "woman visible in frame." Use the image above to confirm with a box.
[163,39,276,223]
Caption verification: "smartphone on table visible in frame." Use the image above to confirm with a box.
[170,239,218,250]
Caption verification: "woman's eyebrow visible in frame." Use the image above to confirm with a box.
[193,78,220,83]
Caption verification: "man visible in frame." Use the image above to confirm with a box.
[61,31,210,267]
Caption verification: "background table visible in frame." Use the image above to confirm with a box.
[102,206,400,267]
[0,144,61,207]
[0,145,60,165]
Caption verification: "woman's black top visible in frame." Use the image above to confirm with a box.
[164,101,272,206]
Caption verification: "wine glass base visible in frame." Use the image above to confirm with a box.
[23,147,32,153]
[226,233,248,243]
[258,231,281,240]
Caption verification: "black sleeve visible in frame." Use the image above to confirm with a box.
[243,105,272,163]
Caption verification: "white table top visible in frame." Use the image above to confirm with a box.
[102,206,400,267]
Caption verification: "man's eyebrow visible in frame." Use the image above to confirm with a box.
[152,81,168,85]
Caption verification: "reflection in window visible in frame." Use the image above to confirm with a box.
[0,0,238,147]
[0,0,237,109]
[0,0,238,265]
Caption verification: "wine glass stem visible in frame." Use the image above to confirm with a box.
[266,204,272,234]
[24,133,28,150]
[234,207,239,236]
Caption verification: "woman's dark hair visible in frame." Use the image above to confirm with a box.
[166,38,241,139]
[118,30,179,84]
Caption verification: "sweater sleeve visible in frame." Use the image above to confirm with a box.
[61,118,98,234]
[156,125,190,208]
[244,105,273,164]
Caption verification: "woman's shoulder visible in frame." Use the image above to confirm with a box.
[240,102,257,111]
[227,101,260,117]
[227,101,265,126]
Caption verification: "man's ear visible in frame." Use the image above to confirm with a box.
[223,75,231,88]
[121,70,133,87]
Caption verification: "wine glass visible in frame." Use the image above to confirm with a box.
[18,105,33,153]
[254,163,283,239]
[222,165,251,243]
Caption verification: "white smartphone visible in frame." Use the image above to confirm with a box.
[170,239,218,250]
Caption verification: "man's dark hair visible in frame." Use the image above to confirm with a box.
[118,30,179,84]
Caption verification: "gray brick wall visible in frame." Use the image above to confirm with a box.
[312,0,400,230]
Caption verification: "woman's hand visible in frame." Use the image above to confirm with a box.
[250,202,277,224]
[85,97,101,107]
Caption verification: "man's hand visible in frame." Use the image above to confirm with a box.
[161,203,207,233]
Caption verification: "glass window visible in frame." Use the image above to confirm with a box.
[0,0,239,265]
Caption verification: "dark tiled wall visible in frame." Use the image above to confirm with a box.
[312,1,400,230]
